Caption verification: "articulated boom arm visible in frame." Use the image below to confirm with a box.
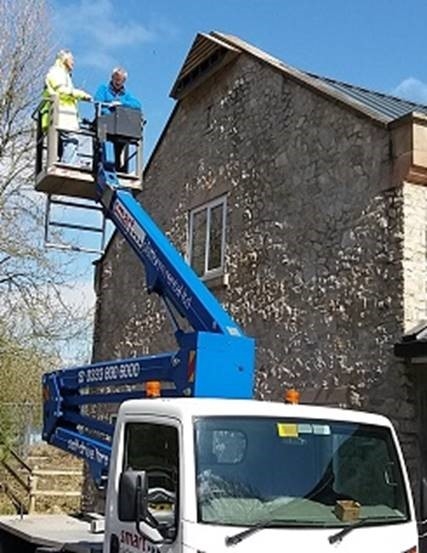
[43,135,255,485]
[96,144,242,337]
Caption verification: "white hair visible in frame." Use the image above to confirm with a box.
[111,67,128,80]
[57,49,73,62]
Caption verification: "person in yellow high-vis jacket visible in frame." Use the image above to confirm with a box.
[41,50,92,165]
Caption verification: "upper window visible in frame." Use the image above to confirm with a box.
[188,196,226,279]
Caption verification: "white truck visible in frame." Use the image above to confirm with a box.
[104,397,418,553]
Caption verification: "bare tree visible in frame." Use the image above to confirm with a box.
[0,0,50,195]
[0,0,93,358]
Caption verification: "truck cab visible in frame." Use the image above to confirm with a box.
[106,398,418,553]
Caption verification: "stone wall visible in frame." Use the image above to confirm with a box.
[400,181,427,503]
[92,53,425,504]
[402,181,427,329]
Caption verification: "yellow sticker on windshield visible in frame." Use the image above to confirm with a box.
[277,423,298,437]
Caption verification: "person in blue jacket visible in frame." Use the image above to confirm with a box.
[94,67,141,171]
[95,67,141,112]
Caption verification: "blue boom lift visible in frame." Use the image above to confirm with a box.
[37,101,255,486]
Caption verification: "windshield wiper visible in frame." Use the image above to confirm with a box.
[328,515,405,545]
[225,518,318,546]
[225,518,285,547]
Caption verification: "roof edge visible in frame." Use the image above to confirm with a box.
[210,31,390,127]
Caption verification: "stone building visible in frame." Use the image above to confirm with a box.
[91,32,427,507]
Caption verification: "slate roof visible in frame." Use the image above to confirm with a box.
[309,74,427,122]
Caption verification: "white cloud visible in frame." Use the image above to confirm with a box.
[1,276,96,365]
[392,77,427,105]
[53,279,96,366]
[91,18,155,48]
[53,0,156,69]
[2,278,96,322]
[79,51,118,72]
[58,279,96,313]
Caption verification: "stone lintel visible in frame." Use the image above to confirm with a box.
[390,111,427,186]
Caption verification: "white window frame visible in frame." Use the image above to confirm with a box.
[188,196,227,279]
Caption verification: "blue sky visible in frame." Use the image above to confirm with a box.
[51,0,427,160]
[48,0,427,361]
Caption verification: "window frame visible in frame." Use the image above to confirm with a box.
[188,195,227,280]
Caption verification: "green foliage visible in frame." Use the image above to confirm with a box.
[0,329,57,404]
[0,324,57,449]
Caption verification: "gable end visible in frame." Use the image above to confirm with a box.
[170,33,240,100]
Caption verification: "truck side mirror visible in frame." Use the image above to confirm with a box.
[118,469,164,545]
[421,477,427,521]
[119,469,144,521]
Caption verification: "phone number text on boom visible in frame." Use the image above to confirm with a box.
[78,363,140,385]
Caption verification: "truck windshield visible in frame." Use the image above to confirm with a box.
[194,417,409,528]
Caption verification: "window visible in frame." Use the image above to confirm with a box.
[122,422,179,530]
[188,196,226,278]
[124,421,178,478]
